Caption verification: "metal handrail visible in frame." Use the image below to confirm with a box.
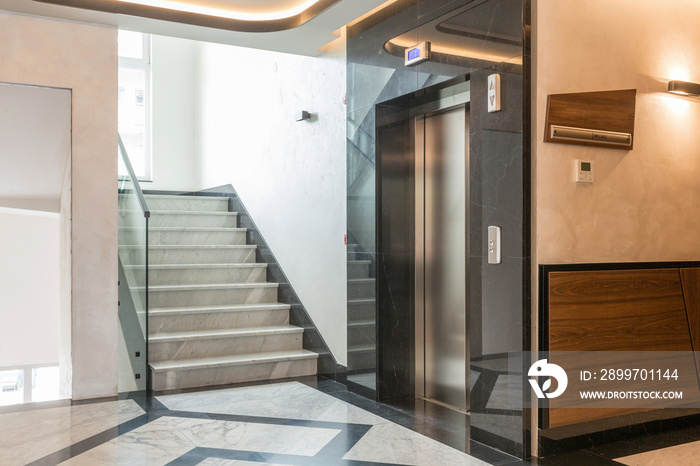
[118,134,150,218]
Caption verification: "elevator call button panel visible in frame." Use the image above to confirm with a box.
[488,226,502,264]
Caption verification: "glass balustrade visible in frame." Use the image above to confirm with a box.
[117,136,149,392]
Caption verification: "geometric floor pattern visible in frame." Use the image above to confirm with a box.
[1,379,493,466]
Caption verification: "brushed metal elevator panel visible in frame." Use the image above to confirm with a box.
[421,107,468,412]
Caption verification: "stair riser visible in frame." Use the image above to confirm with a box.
[149,214,237,228]
[151,358,317,391]
[149,287,278,308]
[347,251,373,261]
[145,248,256,265]
[348,301,376,321]
[348,281,375,299]
[138,230,246,246]
[136,266,266,285]
[145,197,229,212]
[149,309,289,334]
[348,350,376,371]
[348,324,376,346]
[150,333,302,362]
[347,262,370,280]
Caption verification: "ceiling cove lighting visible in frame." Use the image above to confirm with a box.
[32,0,341,32]
[114,0,323,21]
[668,80,700,97]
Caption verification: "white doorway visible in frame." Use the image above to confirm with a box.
[0,82,72,405]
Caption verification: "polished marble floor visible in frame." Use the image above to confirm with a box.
[0,377,513,466]
[2,376,700,465]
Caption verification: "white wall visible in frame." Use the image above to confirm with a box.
[0,11,118,399]
[0,208,60,368]
[0,83,71,213]
[149,34,200,191]
[196,34,348,364]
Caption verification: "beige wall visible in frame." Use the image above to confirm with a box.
[532,1,700,451]
[0,12,118,399]
[535,0,700,265]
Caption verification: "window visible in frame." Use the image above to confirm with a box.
[118,30,151,181]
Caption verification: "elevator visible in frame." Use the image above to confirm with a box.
[414,83,470,413]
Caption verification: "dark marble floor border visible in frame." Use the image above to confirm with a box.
[166,447,396,466]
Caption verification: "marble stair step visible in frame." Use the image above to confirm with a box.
[149,349,318,391]
[129,263,267,285]
[348,319,376,346]
[121,227,247,246]
[347,244,359,261]
[147,283,279,308]
[348,278,376,299]
[149,211,238,228]
[347,298,376,321]
[149,303,290,333]
[347,343,376,370]
[348,260,371,279]
[143,194,229,212]
[149,326,304,362]
[119,210,239,228]
[122,245,258,264]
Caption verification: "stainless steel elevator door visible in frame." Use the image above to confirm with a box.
[421,106,468,412]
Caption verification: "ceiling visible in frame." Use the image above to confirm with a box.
[0,0,388,56]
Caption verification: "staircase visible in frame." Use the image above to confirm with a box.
[131,193,318,391]
[346,244,376,376]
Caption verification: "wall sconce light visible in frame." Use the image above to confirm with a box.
[668,80,700,97]
[296,111,311,122]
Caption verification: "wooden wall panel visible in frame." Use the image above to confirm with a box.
[544,89,636,150]
[548,269,692,352]
[546,268,696,428]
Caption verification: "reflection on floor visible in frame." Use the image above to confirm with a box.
[346,372,376,391]
[538,420,700,466]
[615,440,700,466]
[0,376,521,466]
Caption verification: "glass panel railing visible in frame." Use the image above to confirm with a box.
[118,135,149,392]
